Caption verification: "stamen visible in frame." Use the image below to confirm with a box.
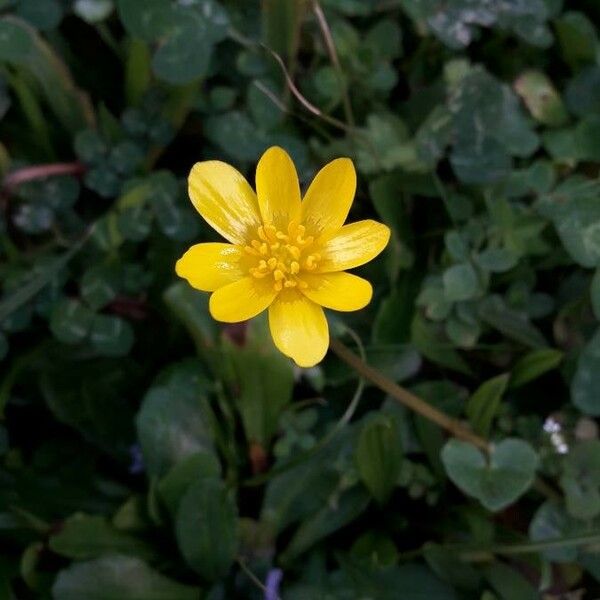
[245,223,320,292]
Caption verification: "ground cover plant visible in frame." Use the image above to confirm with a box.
[1,0,600,598]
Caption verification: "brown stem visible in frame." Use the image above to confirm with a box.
[312,0,355,127]
[3,162,86,194]
[329,337,490,452]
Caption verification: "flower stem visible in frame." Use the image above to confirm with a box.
[3,162,85,194]
[329,337,490,452]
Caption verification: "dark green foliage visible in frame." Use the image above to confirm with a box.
[1,0,600,597]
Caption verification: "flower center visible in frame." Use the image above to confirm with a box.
[244,222,321,291]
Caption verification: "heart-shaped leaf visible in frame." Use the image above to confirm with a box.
[441,438,538,511]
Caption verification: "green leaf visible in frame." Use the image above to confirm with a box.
[478,295,547,348]
[560,440,600,520]
[445,315,481,349]
[49,514,155,560]
[400,0,551,48]
[538,176,600,268]
[74,129,109,164]
[592,268,600,320]
[151,13,212,85]
[351,532,398,568]
[163,281,218,353]
[510,348,563,388]
[441,438,538,511]
[443,263,480,302]
[423,543,481,590]
[356,113,424,174]
[175,477,238,581]
[41,358,135,456]
[116,0,172,41]
[555,11,599,68]
[80,265,119,311]
[447,66,539,184]
[411,314,472,375]
[0,331,7,361]
[466,374,509,438]
[475,247,519,273]
[136,363,215,477]
[204,111,267,162]
[74,0,114,23]
[364,18,402,61]
[52,556,199,600]
[483,562,538,600]
[117,0,227,84]
[89,314,134,357]
[565,66,600,118]
[149,172,198,241]
[224,316,294,447]
[282,486,370,563]
[158,452,221,516]
[16,0,63,31]
[572,328,600,415]
[261,450,341,534]
[356,415,402,504]
[50,299,94,345]
[529,501,588,562]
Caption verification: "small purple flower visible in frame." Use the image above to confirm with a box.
[129,444,145,474]
[265,568,283,600]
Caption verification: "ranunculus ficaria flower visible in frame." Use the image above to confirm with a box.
[176,146,390,367]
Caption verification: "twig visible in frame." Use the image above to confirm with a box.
[312,0,355,127]
[242,330,366,487]
[237,558,281,600]
[329,337,490,452]
[398,531,600,563]
[2,162,86,194]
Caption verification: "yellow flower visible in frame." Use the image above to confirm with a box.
[176,146,390,368]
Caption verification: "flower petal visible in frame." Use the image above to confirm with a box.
[255,146,301,228]
[209,277,276,323]
[317,219,391,272]
[268,290,329,367]
[176,243,244,292]
[301,272,372,311]
[301,158,356,237]
[188,161,261,244]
